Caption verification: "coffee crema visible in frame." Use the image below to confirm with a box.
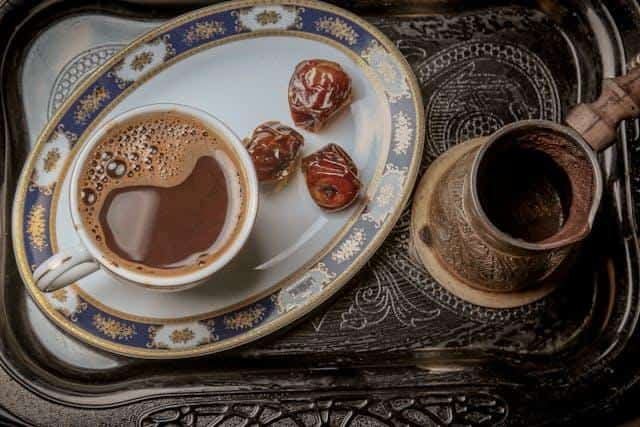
[77,111,247,276]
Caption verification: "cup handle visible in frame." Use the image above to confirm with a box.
[33,245,99,292]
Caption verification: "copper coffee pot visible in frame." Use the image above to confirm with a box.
[411,68,640,308]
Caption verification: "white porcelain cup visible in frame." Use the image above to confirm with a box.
[34,103,259,293]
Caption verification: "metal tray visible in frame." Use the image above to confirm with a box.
[1,0,639,425]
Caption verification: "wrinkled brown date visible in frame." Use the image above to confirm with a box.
[288,59,352,132]
[302,144,361,211]
[245,121,304,183]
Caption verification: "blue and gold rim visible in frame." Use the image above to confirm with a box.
[12,0,424,358]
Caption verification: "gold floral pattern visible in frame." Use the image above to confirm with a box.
[314,17,359,46]
[130,51,154,71]
[73,86,110,124]
[224,305,266,330]
[183,21,226,45]
[256,10,280,25]
[392,111,413,155]
[26,204,47,251]
[92,314,137,340]
[51,289,68,303]
[169,328,195,344]
[42,148,61,172]
[331,228,365,264]
[233,6,304,32]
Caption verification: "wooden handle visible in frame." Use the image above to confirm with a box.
[566,67,640,151]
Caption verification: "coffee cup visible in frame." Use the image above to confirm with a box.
[34,103,259,292]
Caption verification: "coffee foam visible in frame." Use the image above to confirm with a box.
[77,111,246,276]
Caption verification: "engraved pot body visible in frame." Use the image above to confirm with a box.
[415,67,640,294]
[425,122,600,292]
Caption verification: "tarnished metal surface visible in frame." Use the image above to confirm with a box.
[1,0,640,425]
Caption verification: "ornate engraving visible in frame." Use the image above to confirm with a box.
[416,41,559,156]
[73,85,110,124]
[314,17,359,45]
[341,260,440,330]
[428,150,570,290]
[139,392,508,426]
[183,20,226,45]
[224,305,266,330]
[92,314,137,340]
[353,207,545,324]
[331,228,366,264]
[26,204,47,251]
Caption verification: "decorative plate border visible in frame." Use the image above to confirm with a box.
[12,0,424,358]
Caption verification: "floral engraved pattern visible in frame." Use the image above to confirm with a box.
[130,51,154,71]
[92,314,137,340]
[139,392,508,426]
[183,20,226,45]
[170,328,195,344]
[341,260,440,330]
[332,228,366,264]
[224,305,266,330]
[256,10,280,25]
[392,111,413,155]
[73,86,109,124]
[315,17,359,45]
[26,204,47,251]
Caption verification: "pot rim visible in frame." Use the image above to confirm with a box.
[469,119,604,254]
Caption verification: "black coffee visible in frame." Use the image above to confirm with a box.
[479,147,571,242]
[78,111,246,275]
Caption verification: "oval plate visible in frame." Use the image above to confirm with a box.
[12,0,423,358]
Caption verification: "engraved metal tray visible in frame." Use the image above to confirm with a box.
[1,0,640,425]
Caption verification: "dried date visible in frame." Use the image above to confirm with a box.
[302,143,361,211]
[288,59,352,132]
[245,121,304,183]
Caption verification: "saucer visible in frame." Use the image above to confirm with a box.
[12,0,424,358]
